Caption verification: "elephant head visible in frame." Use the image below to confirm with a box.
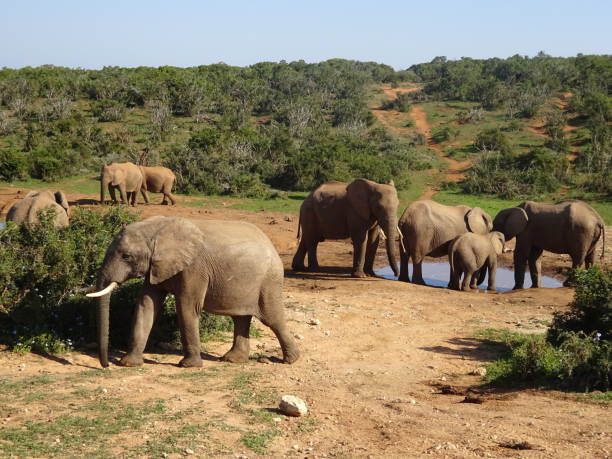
[493,207,529,241]
[87,217,204,367]
[346,178,400,276]
[489,231,506,255]
[465,207,493,235]
[54,191,70,217]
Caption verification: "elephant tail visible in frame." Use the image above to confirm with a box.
[296,212,302,240]
[600,222,606,262]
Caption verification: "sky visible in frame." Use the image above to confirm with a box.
[2,0,610,70]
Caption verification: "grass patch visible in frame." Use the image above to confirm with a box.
[240,430,280,455]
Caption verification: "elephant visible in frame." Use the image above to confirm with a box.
[6,190,70,228]
[398,200,493,285]
[291,178,400,278]
[448,231,505,291]
[139,166,177,205]
[493,200,605,289]
[86,216,300,368]
[100,162,143,206]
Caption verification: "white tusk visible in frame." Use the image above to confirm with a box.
[397,226,406,253]
[378,227,387,240]
[503,248,514,253]
[86,282,118,298]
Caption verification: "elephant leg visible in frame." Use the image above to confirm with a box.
[513,239,529,290]
[412,254,426,285]
[350,229,368,278]
[461,270,474,292]
[469,269,479,289]
[487,260,497,291]
[109,185,117,204]
[291,238,308,271]
[163,185,176,205]
[176,293,204,368]
[399,241,410,283]
[307,240,320,271]
[257,287,299,364]
[528,247,544,288]
[221,316,252,363]
[120,285,166,367]
[585,250,595,268]
[118,185,128,205]
[141,189,150,205]
[364,226,380,276]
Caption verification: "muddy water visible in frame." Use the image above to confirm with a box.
[375,262,563,291]
[0,222,5,230]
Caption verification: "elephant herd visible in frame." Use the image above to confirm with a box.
[5,162,176,228]
[292,179,606,292]
[3,175,606,369]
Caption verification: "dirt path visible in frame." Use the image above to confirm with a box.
[1,186,611,457]
[409,105,472,184]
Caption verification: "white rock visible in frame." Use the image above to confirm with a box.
[292,444,300,451]
[308,318,321,326]
[294,334,305,340]
[279,395,308,417]
[185,448,195,455]
[471,367,487,376]
[100,388,108,394]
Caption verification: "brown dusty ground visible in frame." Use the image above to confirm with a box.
[1,187,610,458]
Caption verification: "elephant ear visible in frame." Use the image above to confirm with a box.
[494,207,528,240]
[54,191,69,213]
[490,231,505,255]
[149,217,204,285]
[466,207,490,235]
[346,179,373,221]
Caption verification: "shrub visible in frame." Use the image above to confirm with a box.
[91,98,126,122]
[0,146,28,181]
[474,127,513,155]
[482,267,612,391]
[549,267,612,343]
[380,92,412,112]
[431,125,459,143]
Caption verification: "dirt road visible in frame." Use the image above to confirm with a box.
[1,187,610,458]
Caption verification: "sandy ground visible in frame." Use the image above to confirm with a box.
[0,187,610,458]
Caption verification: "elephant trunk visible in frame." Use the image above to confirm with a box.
[100,166,109,205]
[96,279,111,368]
[381,219,400,277]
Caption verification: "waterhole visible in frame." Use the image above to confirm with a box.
[375,262,563,291]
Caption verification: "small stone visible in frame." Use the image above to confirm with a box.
[273,417,282,423]
[323,330,330,336]
[292,444,300,451]
[161,453,169,458]
[294,334,305,340]
[279,395,308,417]
[308,318,321,326]
[185,448,195,455]
[440,376,447,381]
[55,438,61,443]
[471,367,487,377]
[100,388,108,394]
[18,364,26,371]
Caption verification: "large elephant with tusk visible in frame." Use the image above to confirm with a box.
[87,216,300,368]
[291,178,401,278]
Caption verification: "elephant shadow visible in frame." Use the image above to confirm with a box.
[70,198,99,206]
[283,267,387,282]
[419,337,506,362]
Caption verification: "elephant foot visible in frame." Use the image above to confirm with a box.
[512,285,524,290]
[351,271,367,278]
[179,355,203,367]
[291,264,307,272]
[282,345,300,364]
[119,354,144,367]
[364,270,377,277]
[221,349,249,363]
[413,279,426,286]
[487,286,497,292]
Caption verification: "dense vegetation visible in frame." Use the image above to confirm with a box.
[0,60,430,196]
[483,267,611,392]
[0,209,231,353]
[409,53,612,198]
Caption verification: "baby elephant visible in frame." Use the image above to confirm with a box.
[449,231,505,291]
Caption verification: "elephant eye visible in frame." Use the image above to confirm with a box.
[122,253,131,260]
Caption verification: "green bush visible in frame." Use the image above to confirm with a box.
[482,267,612,391]
[91,98,126,122]
[0,146,28,181]
[549,267,612,343]
[431,125,459,143]
[380,92,412,112]
[474,127,513,155]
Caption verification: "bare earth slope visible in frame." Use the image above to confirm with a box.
[0,187,610,458]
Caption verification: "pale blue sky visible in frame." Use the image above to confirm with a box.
[2,0,610,70]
